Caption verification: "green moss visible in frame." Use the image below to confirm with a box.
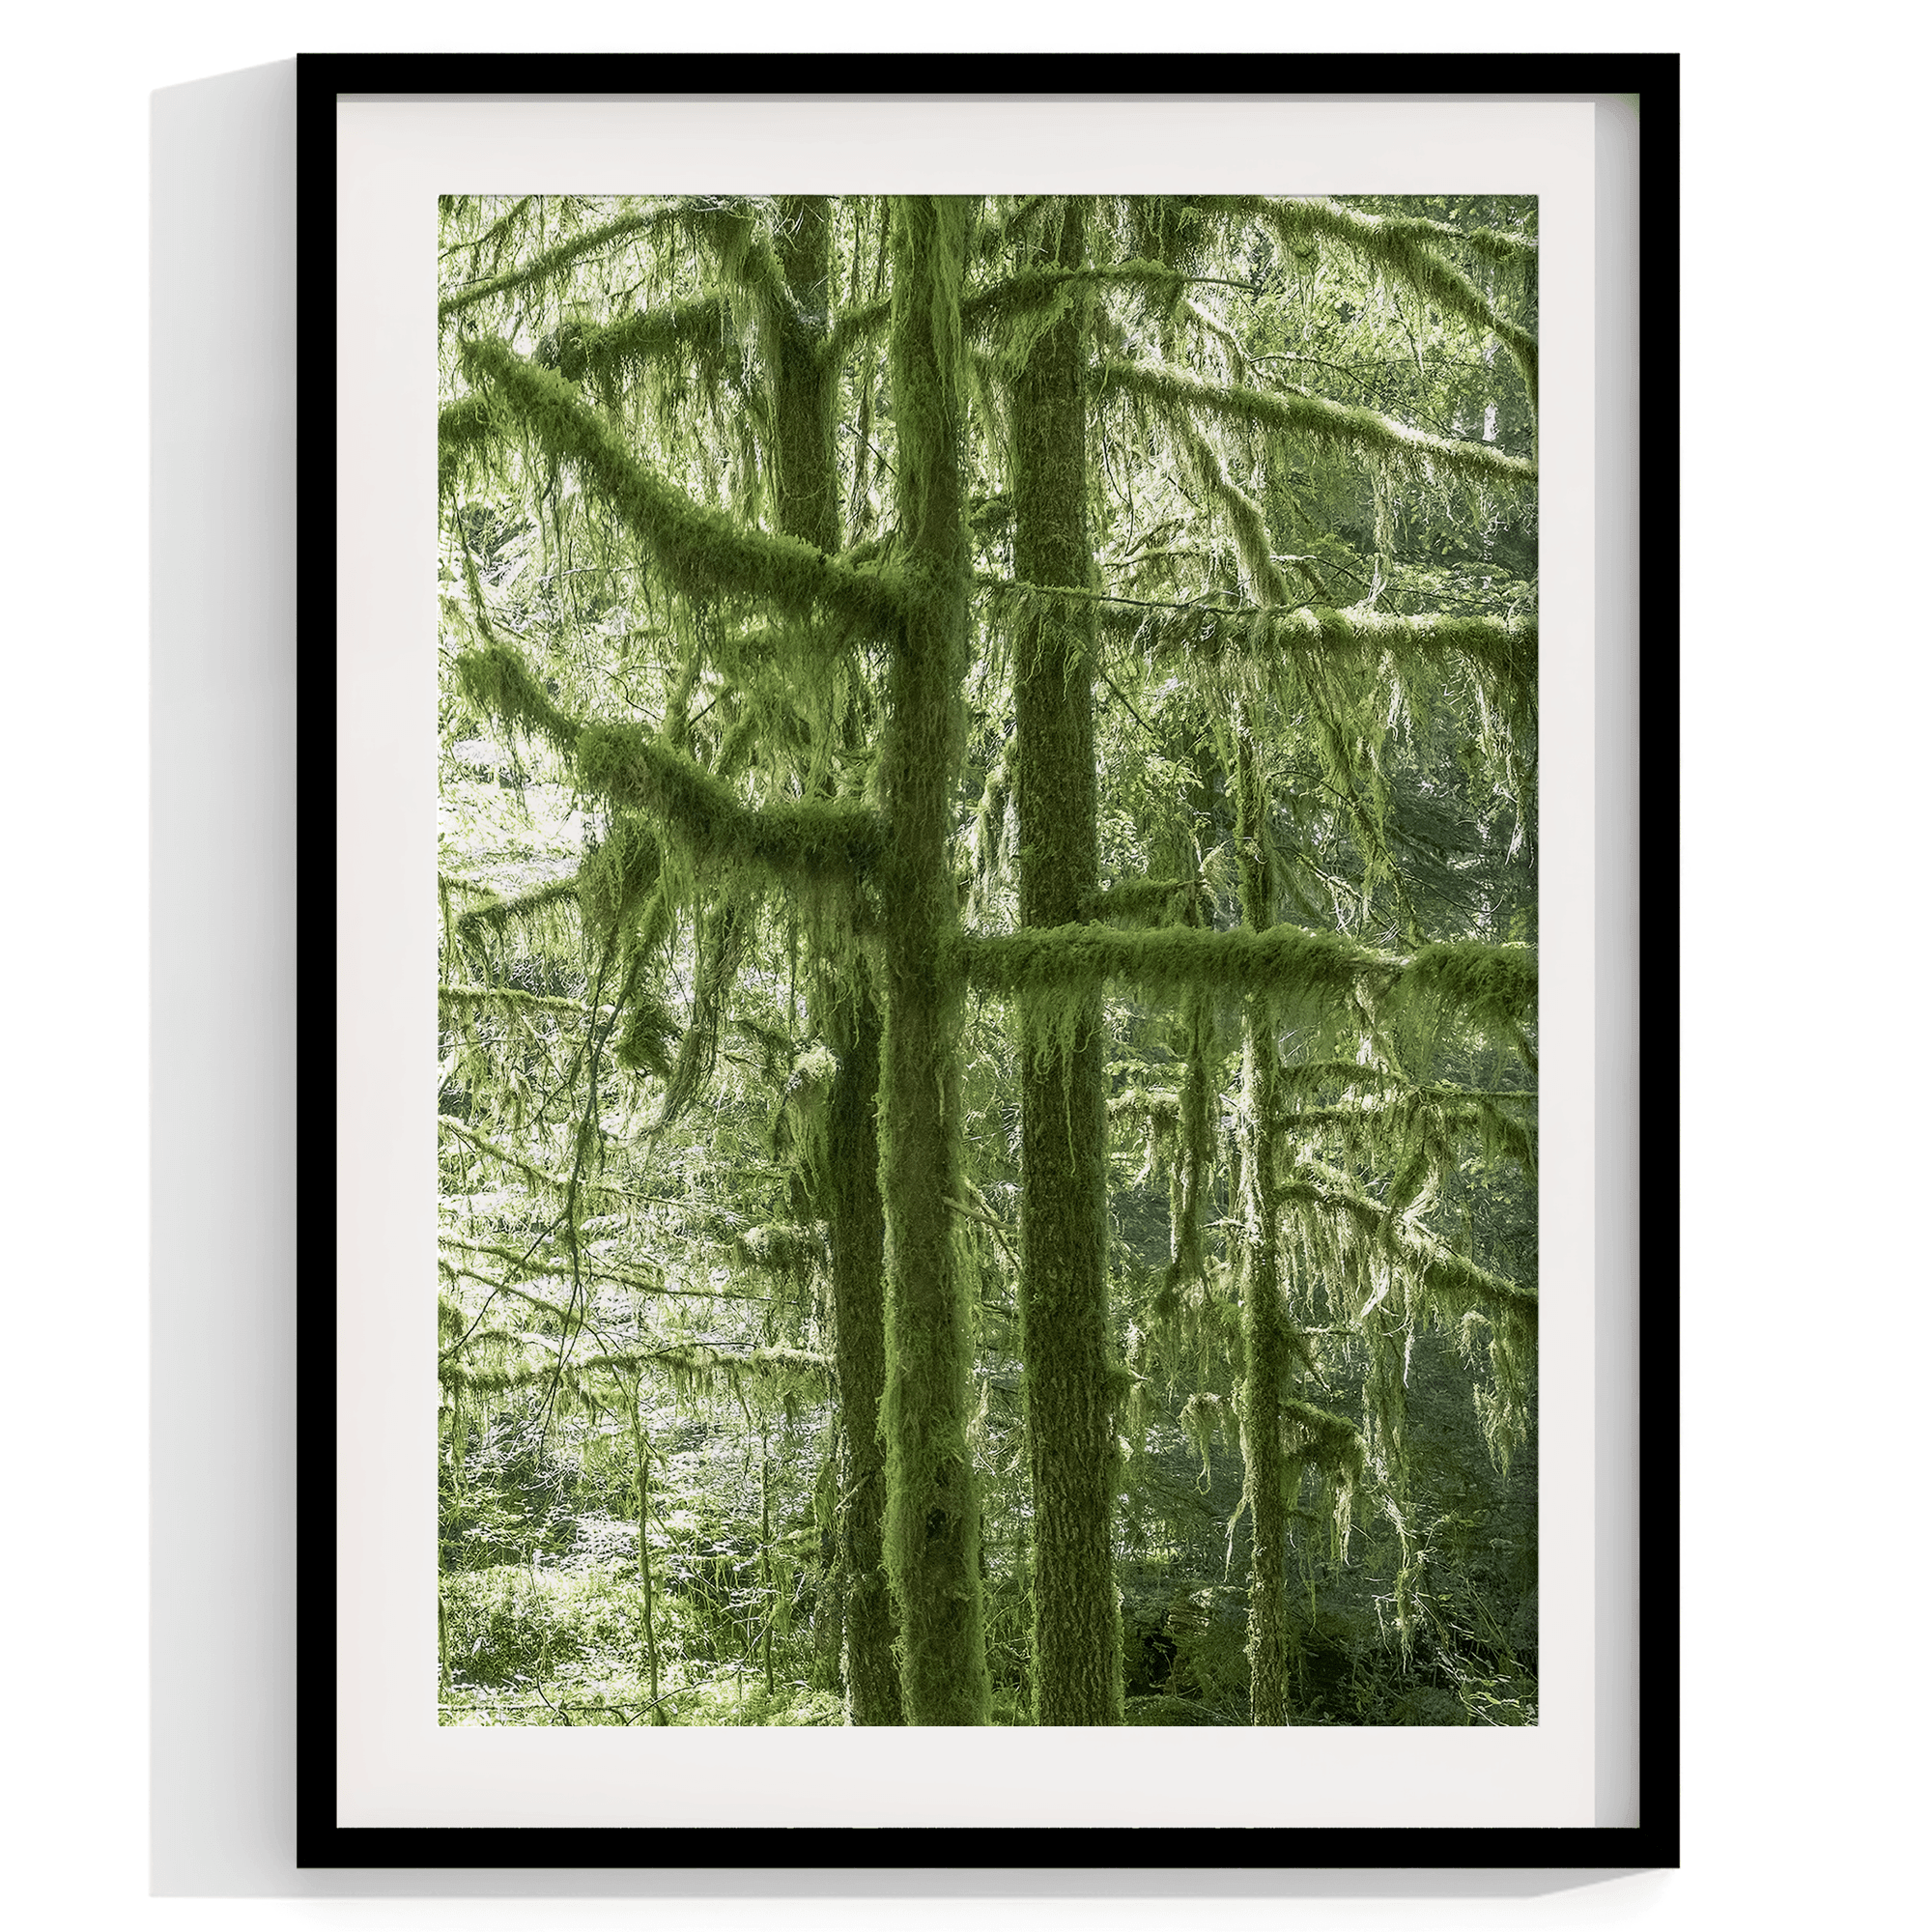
[956,920,1371,1009]
[981,580,1536,731]
[449,875,579,946]
[574,720,883,890]
[453,643,581,759]
[1097,358,1536,488]
[1007,195,1123,1728]
[575,817,664,942]
[440,201,682,321]
[438,394,499,499]
[1081,878,1194,925]
[875,195,992,1727]
[456,336,904,639]
[438,982,586,1020]
[1208,195,1538,404]
[570,294,734,390]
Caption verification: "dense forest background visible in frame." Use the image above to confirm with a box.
[435,190,1538,1728]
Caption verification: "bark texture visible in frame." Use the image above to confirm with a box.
[767,196,903,1721]
[1011,198,1122,1726]
[878,195,991,1725]
[827,992,902,1723]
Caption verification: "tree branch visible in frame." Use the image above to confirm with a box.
[452,337,904,639]
[1095,357,1536,487]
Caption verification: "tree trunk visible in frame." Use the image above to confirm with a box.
[1011,197,1122,1726]
[768,195,903,1720]
[1233,710,1292,1725]
[877,194,991,1725]
[770,195,840,554]
[827,991,902,1722]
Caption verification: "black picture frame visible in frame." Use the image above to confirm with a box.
[298,50,1679,1873]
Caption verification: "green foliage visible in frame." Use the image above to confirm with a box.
[1100,358,1536,487]
[436,188,1539,1735]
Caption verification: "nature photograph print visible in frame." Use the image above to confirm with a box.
[435,190,1538,1730]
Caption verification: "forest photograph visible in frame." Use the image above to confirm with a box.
[434,189,1539,1731]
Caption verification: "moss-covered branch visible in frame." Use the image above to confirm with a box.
[442,1341,832,1399]
[836,258,1197,362]
[439,201,683,320]
[453,642,582,759]
[453,337,904,638]
[1096,358,1536,487]
[450,638,885,891]
[1275,1169,1538,1323]
[567,295,735,386]
[1279,1393,1368,1477]
[440,982,594,1020]
[1207,196,1538,402]
[980,579,1535,721]
[1352,210,1537,270]
[953,922,1535,1033]
[448,875,579,944]
[574,719,885,889]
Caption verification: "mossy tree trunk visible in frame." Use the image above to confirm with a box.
[1010,197,1122,1726]
[1233,707,1292,1726]
[767,195,900,1722]
[769,195,840,557]
[877,194,991,1725]
[826,991,902,1722]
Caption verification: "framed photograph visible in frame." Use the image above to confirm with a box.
[300,52,1678,1870]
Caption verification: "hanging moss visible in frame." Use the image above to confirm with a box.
[441,1341,832,1404]
[1386,937,1540,1066]
[613,984,680,1080]
[572,720,884,890]
[1279,1069,1537,1183]
[1203,195,1538,403]
[438,393,501,499]
[1097,358,1536,488]
[455,336,904,639]
[652,893,753,1132]
[970,192,1058,261]
[1080,877,1195,926]
[453,642,581,759]
[574,817,663,939]
[1274,1164,1535,1471]
[450,875,579,946]
[832,258,1185,361]
[440,199,684,321]
[980,579,1535,725]
[440,1114,621,1210]
[566,294,735,389]
[1278,1395,1368,1561]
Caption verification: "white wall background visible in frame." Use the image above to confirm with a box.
[2,4,1923,1926]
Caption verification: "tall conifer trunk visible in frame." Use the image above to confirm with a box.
[825,996,901,1721]
[766,194,902,1722]
[877,195,991,1725]
[769,197,839,555]
[1010,198,1122,1725]
[1234,709,1292,1725]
